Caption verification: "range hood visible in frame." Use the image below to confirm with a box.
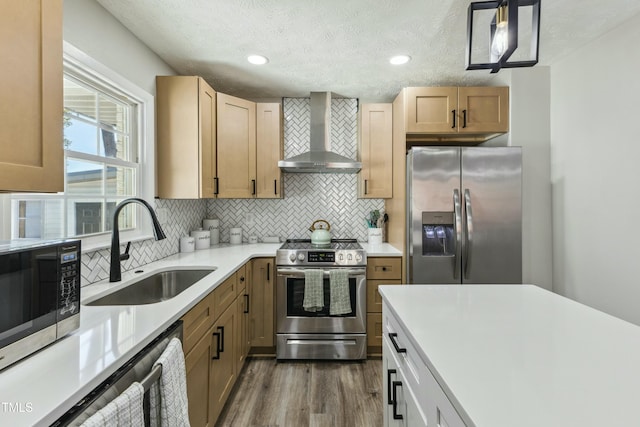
[278,92,362,173]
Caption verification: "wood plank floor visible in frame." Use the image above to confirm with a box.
[215,358,383,427]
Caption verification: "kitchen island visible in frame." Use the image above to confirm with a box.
[0,242,400,426]
[379,284,640,426]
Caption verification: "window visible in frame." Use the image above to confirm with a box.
[2,44,155,250]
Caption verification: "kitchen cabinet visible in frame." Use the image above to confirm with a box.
[403,86,509,143]
[358,103,393,199]
[156,76,217,198]
[256,103,283,198]
[0,0,63,192]
[216,93,257,198]
[235,264,250,369]
[210,297,238,422]
[249,258,275,350]
[185,325,216,427]
[366,257,402,355]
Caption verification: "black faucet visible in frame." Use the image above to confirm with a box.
[110,198,167,282]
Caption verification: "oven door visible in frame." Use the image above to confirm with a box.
[276,267,366,334]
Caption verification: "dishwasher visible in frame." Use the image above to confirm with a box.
[51,320,183,427]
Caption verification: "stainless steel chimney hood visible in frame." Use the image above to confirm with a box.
[278,92,362,173]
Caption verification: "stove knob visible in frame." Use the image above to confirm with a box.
[338,253,344,261]
[347,254,353,261]
[297,253,305,261]
[355,253,363,262]
[289,253,297,262]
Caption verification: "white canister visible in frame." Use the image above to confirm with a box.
[248,235,258,244]
[229,227,243,244]
[203,219,220,245]
[191,228,211,250]
[180,236,195,253]
[368,228,383,245]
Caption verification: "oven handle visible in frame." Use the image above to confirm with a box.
[276,267,366,278]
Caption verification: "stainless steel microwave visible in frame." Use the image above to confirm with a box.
[0,240,81,371]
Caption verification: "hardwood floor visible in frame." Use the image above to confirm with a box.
[216,358,383,427]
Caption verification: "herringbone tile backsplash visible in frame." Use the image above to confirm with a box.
[208,97,384,243]
[81,97,384,285]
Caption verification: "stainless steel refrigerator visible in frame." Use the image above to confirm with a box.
[407,147,522,284]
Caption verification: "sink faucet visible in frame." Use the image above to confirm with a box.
[110,198,167,282]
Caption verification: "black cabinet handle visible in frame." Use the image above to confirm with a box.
[392,381,403,420]
[382,266,387,271]
[274,179,278,195]
[451,110,456,129]
[267,263,270,281]
[364,179,368,195]
[244,294,249,313]
[217,325,225,353]
[239,275,245,283]
[214,177,219,195]
[251,179,256,195]
[462,109,467,128]
[212,331,221,360]
[387,369,397,405]
[388,333,407,353]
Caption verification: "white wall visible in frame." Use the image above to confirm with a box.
[63,0,175,94]
[550,13,640,325]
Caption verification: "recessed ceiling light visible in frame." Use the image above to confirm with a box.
[390,55,411,65]
[248,55,269,65]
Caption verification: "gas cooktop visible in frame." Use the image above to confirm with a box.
[276,239,366,267]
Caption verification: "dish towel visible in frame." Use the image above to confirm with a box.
[149,337,191,427]
[303,269,324,312]
[330,269,351,315]
[80,382,144,427]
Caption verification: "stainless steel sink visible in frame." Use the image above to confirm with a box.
[85,268,215,306]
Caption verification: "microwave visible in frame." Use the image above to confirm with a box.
[0,239,81,371]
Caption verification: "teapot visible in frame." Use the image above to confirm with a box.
[309,219,331,245]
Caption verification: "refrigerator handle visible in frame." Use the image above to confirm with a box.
[464,189,474,279]
[453,189,462,279]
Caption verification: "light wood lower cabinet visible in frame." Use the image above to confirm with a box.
[185,326,216,427]
[249,258,275,349]
[367,257,402,355]
[210,298,238,422]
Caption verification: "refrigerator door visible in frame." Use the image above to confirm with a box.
[461,147,522,284]
[407,147,461,284]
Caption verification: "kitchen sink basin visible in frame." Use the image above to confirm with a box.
[85,268,216,306]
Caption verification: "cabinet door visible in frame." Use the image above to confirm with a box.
[216,93,256,198]
[157,76,217,199]
[358,103,393,198]
[210,299,238,422]
[249,258,275,347]
[0,0,63,192]
[185,326,215,427]
[256,103,283,199]
[457,86,509,134]
[405,87,458,133]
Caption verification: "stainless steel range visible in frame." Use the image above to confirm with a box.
[276,239,367,360]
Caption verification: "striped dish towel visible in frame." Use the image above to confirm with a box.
[330,269,351,315]
[150,337,190,427]
[303,269,324,312]
[80,382,144,427]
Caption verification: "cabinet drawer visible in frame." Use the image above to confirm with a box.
[367,279,401,313]
[367,257,402,280]
[213,273,237,316]
[181,291,216,355]
[236,264,247,296]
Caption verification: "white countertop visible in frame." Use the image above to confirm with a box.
[378,284,640,427]
[0,241,401,426]
[360,242,402,257]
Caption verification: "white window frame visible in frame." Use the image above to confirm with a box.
[0,43,156,252]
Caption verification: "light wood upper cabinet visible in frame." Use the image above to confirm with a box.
[0,0,63,192]
[156,76,217,198]
[403,86,509,143]
[256,103,283,198]
[358,103,393,199]
[216,93,256,198]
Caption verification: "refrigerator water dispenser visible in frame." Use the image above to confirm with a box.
[421,212,455,256]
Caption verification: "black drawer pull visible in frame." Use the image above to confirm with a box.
[244,294,249,314]
[212,331,221,360]
[388,332,407,353]
[392,380,403,420]
[451,109,456,129]
[462,109,467,128]
[387,369,397,405]
[214,177,219,195]
[217,325,225,353]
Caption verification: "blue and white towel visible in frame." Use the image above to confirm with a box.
[80,382,144,427]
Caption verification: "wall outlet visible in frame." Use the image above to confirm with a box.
[245,212,254,225]
[156,208,168,225]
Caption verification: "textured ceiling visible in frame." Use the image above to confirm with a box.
[95,0,640,102]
